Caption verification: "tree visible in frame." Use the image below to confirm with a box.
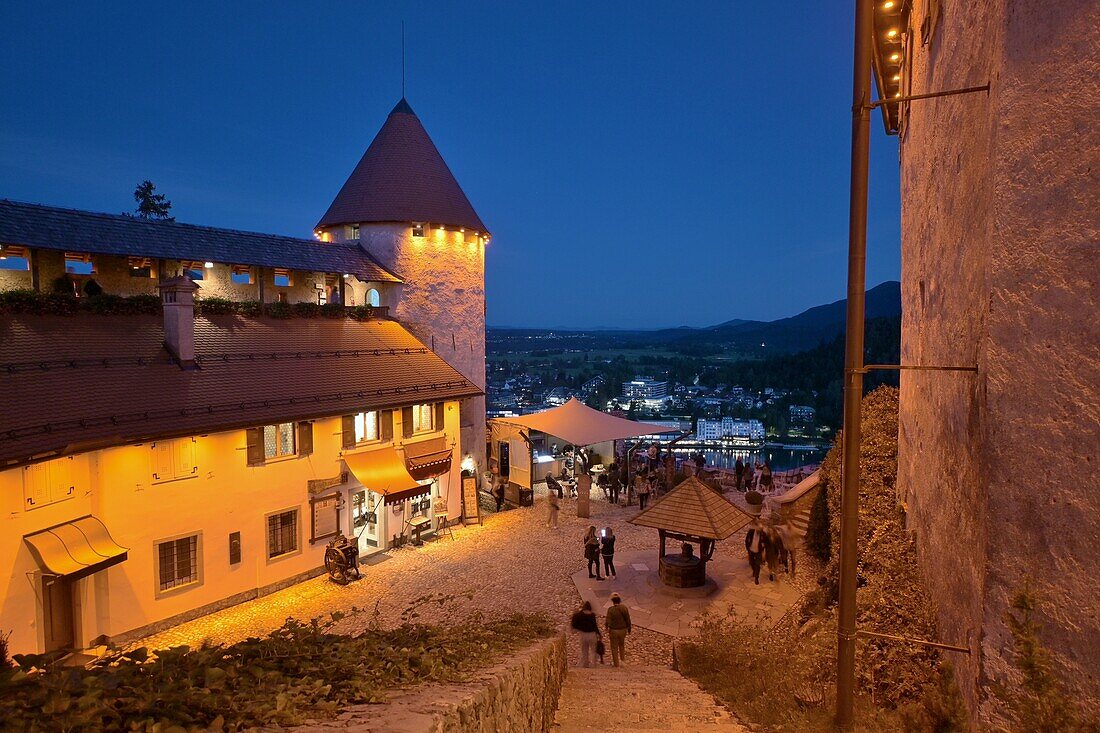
[133,180,174,221]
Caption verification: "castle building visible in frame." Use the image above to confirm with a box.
[877,0,1100,723]
[0,98,489,656]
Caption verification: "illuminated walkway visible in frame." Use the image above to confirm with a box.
[553,666,745,731]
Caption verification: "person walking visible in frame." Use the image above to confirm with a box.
[734,458,745,491]
[744,462,756,492]
[607,463,621,505]
[636,472,652,510]
[547,488,561,529]
[760,460,773,491]
[745,519,769,584]
[764,525,783,582]
[601,527,617,578]
[571,601,600,668]
[605,593,632,667]
[584,526,604,580]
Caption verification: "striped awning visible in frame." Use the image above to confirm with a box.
[404,436,453,480]
[344,446,429,505]
[24,515,128,581]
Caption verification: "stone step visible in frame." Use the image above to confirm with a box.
[554,665,744,731]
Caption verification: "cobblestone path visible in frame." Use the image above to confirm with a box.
[553,666,746,731]
[134,490,677,666]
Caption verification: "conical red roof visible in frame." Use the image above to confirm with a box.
[316,99,488,233]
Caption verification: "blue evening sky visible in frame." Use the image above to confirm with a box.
[0,2,900,329]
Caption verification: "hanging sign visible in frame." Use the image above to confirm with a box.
[462,476,481,526]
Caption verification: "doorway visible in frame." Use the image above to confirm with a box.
[351,489,384,553]
[41,575,75,652]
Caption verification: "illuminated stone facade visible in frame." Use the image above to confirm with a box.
[896,0,1100,723]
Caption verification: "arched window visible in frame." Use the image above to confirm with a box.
[367,288,380,307]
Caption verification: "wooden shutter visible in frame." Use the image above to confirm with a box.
[380,410,394,441]
[49,457,75,502]
[172,439,197,478]
[434,402,445,431]
[341,415,356,449]
[246,427,265,466]
[23,463,51,509]
[402,406,414,439]
[298,422,314,456]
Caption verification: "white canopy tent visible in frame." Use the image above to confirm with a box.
[489,398,681,505]
[491,398,677,447]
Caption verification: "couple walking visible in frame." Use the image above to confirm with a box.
[570,593,632,667]
[583,526,616,580]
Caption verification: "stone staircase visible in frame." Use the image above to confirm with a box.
[552,666,745,732]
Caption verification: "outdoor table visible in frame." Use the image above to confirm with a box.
[409,515,431,546]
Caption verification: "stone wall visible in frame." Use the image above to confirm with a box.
[293,634,566,733]
[897,0,1100,725]
[354,224,488,495]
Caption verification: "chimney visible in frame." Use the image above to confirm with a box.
[158,276,200,368]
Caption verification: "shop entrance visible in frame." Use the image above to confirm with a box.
[351,489,385,553]
[41,575,75,652]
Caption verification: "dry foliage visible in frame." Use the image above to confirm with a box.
[680,386,968,732]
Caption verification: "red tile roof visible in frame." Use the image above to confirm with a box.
[316,99,488,233]
[0,313,481,467]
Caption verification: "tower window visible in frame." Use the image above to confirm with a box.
[231,265,253,284]
[412,224,425,238]
[347,224,360,240]
[0,245,30,271]
[64,252,95,275]
[367,288,380,307]
[273,268,293,287]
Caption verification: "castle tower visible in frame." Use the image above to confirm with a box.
[316,98,488,481]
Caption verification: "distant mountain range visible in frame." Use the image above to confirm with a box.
[490,281,901,356]
[684,280,901,352]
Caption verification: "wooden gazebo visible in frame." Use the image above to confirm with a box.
[629,476,751,587]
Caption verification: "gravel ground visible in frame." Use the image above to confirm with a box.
[134,487,675,667]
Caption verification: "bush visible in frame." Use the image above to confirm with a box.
[292,301,321,318]
[745,489,764,506]
[320,302,346,318]
[346,305,376,321]
[237,300,263,317]
[267,301,293,319]
[0,611,554,731]
[196,297,237,315]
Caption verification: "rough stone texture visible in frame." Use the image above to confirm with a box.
[292,635,566,733]
[897,0,1100,725]
[553,666,746,732]
[352,224,487,496]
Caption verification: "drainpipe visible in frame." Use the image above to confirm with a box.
[836,0,873,727]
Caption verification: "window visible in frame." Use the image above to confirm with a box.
[412,403,434,433]
[354,411,379,443]
[151,438,198,482]
[23,457,76,510]
[346,224,360,240]
[230,265,253,285]
[411,224,425,238]
[263,423,297,459]
[64,252,95,275]
[0,245,30,271]
[157,534,200,592]
[128,256,153,278]
[273,268,292,287]
[367,288,381,307]
[266,509,299,559]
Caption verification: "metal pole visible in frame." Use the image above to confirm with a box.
[837,0,874,727]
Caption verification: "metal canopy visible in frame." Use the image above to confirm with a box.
[24,515,128,581]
